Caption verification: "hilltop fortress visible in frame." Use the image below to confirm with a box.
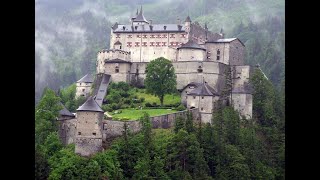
[59,7,253,157]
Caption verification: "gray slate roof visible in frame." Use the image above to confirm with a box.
[59,102,75,117]
[133,6,148,23]
[178,39,206,50]
[113,24,185,33]
[77,96,103,112]
[114,41,122,45]
[207,38,245,46]
[104,58,131,64]
[185,16,192,22]
[188,83,219,96]
[181,82,202,91]
[77,74,93,83]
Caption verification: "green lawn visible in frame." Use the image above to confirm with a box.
[110,108,177,120]
[136,91,181,106]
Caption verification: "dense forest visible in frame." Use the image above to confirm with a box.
[35,0,285,103]
[35,68,285,179]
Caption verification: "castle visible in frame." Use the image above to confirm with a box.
[59,6,253,157]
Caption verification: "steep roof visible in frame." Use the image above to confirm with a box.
[77,74,93,83]
[104,58,131,64]
[113,24,185,33]
[188,83,219,96]
[76,96,103,112]
[178,39,206,50]
[207,38,245,46]
[185,16,191,22]
[59,102,75,117]
[114,40,122,45]
[181,82,202,91]
[133,6,148,23]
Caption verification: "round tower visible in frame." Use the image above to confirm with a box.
[75,96,104,157]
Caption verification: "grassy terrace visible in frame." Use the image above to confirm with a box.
[135,91,181,106]
[109,108,177,120]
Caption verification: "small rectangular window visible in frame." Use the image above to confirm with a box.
[202,96,204,99]
[78,132,81,135]
[193,96,196,99]
[201,107,204,111]
[93,132,96,136]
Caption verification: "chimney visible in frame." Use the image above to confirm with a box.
[149,19,152,25]
[177,18,181,24]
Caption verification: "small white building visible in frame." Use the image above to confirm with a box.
[186,82,220,124]
[75,74,94,98]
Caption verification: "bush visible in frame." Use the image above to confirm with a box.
[152,102,158,107]
[130,104,135,108]
[124,99,131,105]
[145,102,152,107]
[111,103,119,110]
[174,102,181,107]
[140,97,145,102]
[175,104,186,111]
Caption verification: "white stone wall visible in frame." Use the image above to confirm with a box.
[96,49,131,74]
[173,61,222,90]
[104,63,131,83]
[229,39,245,66]
[75,111,104,156]
[177,48,206,61]
[110,30,188,62]
[76,111,103,137]
[76,82,92,98]
[232,93,252,119]
[205,43,230,64]
[232,65,250,89]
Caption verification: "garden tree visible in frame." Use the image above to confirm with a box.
[140,112,153,151]
[145,57,177,106]
[218,145,250,179]
[35,148,50,180]
[166,130,210,179]
[48,146,84,180]
[201,123,216,177]
[212,101,226,179]
[221,65,232,105]
[185,111,195,134]
[250,68,285,178]
[35,88,62,146]
[92,150,124,179]
[174,116,185,133]
[117,122,145,179]
[42,132,63,157]
[223,107,241,145]
[132,150,151,180]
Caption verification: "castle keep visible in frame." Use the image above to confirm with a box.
[94,6,252,121]
[65,6,253,156]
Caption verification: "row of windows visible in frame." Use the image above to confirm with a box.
[78,132,96,136]
[126,42,182,47]
[116,34,187,38]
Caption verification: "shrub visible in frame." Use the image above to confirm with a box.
[152,102,158,107]
[140,97,145,102]
[124,99,131,105]
[176,104,186,111]
[145,102,152,107]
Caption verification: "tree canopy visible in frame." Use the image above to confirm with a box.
[145,57,177,106]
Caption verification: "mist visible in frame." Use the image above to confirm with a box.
[35,0,284,103]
